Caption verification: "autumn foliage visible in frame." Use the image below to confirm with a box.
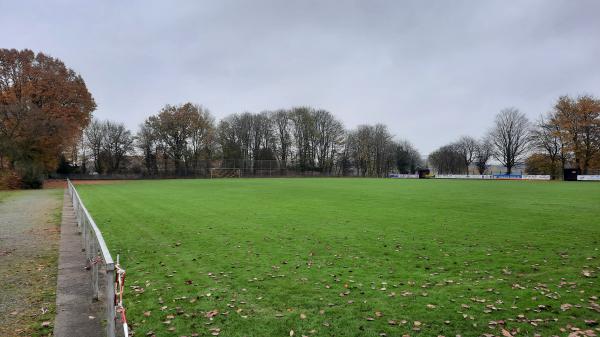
[0,49,95,188]
[551,95,600,174]
[527,95,600,177]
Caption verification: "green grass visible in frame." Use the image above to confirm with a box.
[76,178,600,336]
[0,190,11,201]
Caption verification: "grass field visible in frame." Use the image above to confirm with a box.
[0,190,9,202]
[76,178,600,337]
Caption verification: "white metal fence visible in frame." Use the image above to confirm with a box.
[67,179,117,337]
[434,174,551,180]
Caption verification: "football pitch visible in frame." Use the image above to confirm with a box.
[76,178,600,336]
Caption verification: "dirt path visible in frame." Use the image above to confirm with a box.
[0,189,62,337]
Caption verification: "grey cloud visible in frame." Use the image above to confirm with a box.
[2,0,599,154]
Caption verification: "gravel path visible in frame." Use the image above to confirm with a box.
[0,189,62,337]
[53,189,103,337]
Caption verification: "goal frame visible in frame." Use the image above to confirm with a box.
[210,168,242,179]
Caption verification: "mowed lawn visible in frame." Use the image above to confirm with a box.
[76,179,600,337]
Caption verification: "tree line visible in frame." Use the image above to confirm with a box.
[71,104,423,178]
[1,49,424,187]
[3,48,599,187]
[428,96,600,177]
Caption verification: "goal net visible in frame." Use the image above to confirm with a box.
[210,168,242,179]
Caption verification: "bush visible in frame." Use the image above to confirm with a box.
[1,162,46,189]
[17,163,45,188]
[0,170,22,190]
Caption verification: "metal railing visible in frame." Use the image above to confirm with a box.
[66,179,117,337]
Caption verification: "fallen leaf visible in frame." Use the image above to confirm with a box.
[205,310,219,319]
[560,303,573,311]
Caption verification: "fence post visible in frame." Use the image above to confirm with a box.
[106,264,116,337]
[92,240,99,300]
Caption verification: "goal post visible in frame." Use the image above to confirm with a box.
[210,168,242,179]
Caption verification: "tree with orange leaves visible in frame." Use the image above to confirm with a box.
[552,95,600,174]
[0,48,95,187]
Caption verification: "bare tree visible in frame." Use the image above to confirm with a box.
[455,136,478,174]
[314,110,344,174]
[343,124,397,177]
[531,112,563,177]
[474,137,493,174]
[350,125,374,176]
[84,119,105,173]
[235,112,254,163]
[290,107,316,171]
[372,124,394,177]
[216,111,274,172]
[101,121,134,173]
[271,109,292,168]
[217,117,242,161]
[489,108,531,175]
[186,105,216,169]
[251,112,276,161]
[136,121,158,174]
[428,143,463,174]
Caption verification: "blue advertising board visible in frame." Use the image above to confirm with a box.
[493,174,522,179]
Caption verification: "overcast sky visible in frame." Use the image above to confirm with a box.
[2,1,599,154]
